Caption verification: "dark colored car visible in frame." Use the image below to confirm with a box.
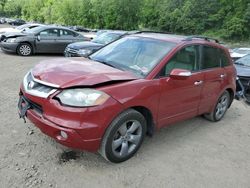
[8,19,26,26]
[0,25,87,56]
[18,33,236,163]
[64,31,127,57]
[235,54,250,99]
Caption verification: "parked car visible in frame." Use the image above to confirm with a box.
[230,48,250,61]
[64,30,127,57]
[18,33,236,163]
[0,17,6,24]
[0,25,87,56]
[8,19,26,26]
[70,26,91,32]
[0,23,43,38]
[234,54,250,101]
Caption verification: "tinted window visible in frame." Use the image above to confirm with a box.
[202,46,220,69]
[162,45,200,76]
[220,50,230,67]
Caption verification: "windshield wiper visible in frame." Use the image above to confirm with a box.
[92,58,120,69]
[235,62,245,66]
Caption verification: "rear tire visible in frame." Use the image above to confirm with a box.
[204,90,230,122]
[99,109,146,163]
[17,43,32,56]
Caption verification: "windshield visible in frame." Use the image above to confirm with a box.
[16,24,30,30]
[92,32,122,45]
[233,49,250,54]
[235,54,250,67]
[23,26,44,34]
[90,36,176,77]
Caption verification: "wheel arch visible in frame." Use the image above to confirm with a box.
[130,106,155,136]
[16,41,34,54]
[225,87,235,108]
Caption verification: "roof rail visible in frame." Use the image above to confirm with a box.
[127,30,172,35]
[184,36,220,43]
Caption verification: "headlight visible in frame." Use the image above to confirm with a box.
[57,89,110,107]
[6,38,16,43]
[77,49,92,56]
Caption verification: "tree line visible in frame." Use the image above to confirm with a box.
[0,0,250,40]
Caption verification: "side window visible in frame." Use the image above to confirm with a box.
[220,50,230,67]
[201,46,220,69]
[39,29,58,37]
[60,29,76,37]
[161,45,200,76]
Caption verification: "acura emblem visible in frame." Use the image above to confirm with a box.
[28,81,35,89]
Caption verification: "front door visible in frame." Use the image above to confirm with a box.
[35,29,60,53]
[157,45,204,127]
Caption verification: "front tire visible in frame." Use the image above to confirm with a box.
[99,109,146,163]
[17,43,32,56]
[204,90,230,122]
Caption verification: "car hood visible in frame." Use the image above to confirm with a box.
[68,41,103,50]
[2,31,28,38]
[0,28,18,33]
[32,57,138,88]
[231,52,246,58]
[235,64,250,77]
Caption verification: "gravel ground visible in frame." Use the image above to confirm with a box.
[0,24,250,188]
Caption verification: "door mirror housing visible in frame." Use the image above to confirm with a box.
[169,69,192,80]
[36,35,40,41]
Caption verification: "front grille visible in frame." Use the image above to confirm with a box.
[23,95,43,115]
[66,47,79,54]
[23,72,58,98]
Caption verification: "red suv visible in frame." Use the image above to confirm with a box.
[18,33,236,163]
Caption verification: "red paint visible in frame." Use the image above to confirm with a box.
[19,35,236,152]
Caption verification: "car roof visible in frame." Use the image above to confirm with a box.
[130,32,222,46]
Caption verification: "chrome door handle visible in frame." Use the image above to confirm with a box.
[194,81,203,85]
[220,74,226,78]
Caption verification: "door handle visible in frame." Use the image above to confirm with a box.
[220,74,226,78]
[194,81,203,86]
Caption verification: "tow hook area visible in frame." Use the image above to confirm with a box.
[18,95,31,123]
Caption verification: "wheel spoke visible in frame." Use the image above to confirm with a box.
[113,137,123,150]
[120,141,128,157]
[128,134,141,145]
[118,123,127,136]
[128,121,140,133]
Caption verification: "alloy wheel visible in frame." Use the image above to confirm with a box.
[215,94,229,120]
[19,44,31,56]
[112,120,142,158]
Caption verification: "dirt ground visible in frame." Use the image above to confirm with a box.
[0,24,250,188]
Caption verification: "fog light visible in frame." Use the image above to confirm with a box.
[60,131,68,139]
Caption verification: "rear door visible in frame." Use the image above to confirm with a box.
[36,29,60,53]
[198,45,228,114]
[56,29,78,53]
[157,45,205,127]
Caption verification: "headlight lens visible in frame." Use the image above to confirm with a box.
[6,38,16,43]
[57,89,110,107]
[77,49,92,56]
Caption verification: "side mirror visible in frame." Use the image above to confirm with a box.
[36,35,40,41]
[169,69,192,80]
